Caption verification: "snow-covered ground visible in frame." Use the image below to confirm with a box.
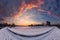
[8,26,54,36]
[0,26,60,40]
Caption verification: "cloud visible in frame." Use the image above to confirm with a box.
[0,0,22,18]
[0,0,60,24]
[13,0,45,18]
[0,0,59,18]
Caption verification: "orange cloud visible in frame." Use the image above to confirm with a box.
[13,0,45,18]
[12,0,52,25]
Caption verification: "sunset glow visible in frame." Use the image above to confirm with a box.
[12,0,52,25]
[0,0,60,25]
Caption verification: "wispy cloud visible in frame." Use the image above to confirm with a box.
[0,0,60,25]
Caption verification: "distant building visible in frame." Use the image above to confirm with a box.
[46,21,50,26]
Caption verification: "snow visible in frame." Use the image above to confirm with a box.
[0,26,60,40]
[8,26,54,35]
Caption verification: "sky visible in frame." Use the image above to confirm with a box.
[0,0,60,25]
